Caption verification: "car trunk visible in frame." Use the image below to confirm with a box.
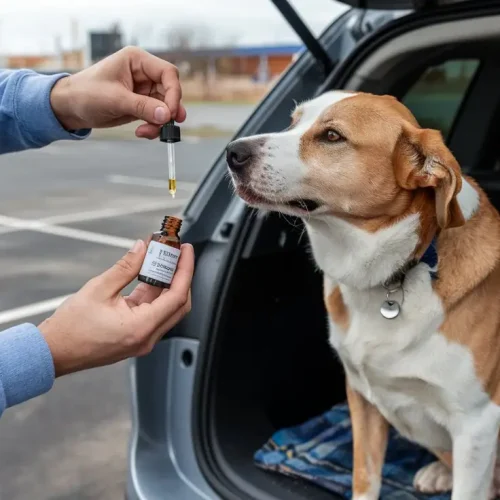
[194,2,500,499]
[207,213,345,500]
[206,175,500,500]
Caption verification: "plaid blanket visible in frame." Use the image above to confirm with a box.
[254,403,450,499]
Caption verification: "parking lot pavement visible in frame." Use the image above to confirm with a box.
[0,136,226,500]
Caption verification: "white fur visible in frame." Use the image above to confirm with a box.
[457,177,480,220]
[292,91,358,133]
[230,91,357,208]
[317,213,500,499]
[414,461,452,492]
[307,213,420,289]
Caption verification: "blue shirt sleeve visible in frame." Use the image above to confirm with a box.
[0,69,89,415]
[0,323,55,417]
[0,69,91,154]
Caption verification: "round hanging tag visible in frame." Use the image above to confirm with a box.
[380,300,400,319]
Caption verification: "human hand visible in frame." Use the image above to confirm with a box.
[38,240,194,376]
[49,46,186,139]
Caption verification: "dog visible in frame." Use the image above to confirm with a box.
[226,90,500,500]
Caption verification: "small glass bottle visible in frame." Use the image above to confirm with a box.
[138,216,182,289]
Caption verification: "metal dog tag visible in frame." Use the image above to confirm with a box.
[380,300,400,319]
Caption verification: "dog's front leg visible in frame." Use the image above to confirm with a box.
[451,417,499,500]
[347,383,389,500]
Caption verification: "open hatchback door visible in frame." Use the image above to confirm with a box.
[127,1,500,499]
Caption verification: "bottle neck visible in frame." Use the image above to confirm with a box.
[161,216,182,236]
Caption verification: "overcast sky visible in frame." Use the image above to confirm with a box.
[0,0,348,54]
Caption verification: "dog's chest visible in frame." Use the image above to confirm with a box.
[327,273,490,450]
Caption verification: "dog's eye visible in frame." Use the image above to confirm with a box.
[327,130,342,142]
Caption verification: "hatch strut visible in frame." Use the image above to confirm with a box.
[271,0,335,74]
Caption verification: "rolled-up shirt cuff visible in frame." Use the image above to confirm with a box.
[14,70,91,147]
[0,323,55,411]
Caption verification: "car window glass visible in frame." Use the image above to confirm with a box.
[402,59,480,137]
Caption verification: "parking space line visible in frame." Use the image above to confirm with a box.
[0,294,72,326]
[0,215,135,249]
[40,200,180,225]
[0,179,197,246]
[25,224,136,248]
[0,198,188,237]
[107,175,198,190]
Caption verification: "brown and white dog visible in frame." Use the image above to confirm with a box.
[226,91,500,500]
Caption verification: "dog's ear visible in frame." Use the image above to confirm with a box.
[394,122,465,229]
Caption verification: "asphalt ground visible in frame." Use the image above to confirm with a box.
[0,135,228,500]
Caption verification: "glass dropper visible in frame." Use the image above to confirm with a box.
[167,142,176,198]
[160,120,181,199]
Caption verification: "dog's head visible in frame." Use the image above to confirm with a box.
[226,91,465,233]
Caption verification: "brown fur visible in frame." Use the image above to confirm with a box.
[435,184,500,402]
[317,93,500,485]
[298,94,415,225]
[347,384,389,496]
[298,93,466,258]
[325,285,349,332]
[393,123,465,230]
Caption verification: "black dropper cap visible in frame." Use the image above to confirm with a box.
[160,120,181,143]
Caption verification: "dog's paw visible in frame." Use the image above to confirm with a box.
[414,461,452,493]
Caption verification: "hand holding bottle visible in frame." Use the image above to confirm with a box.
[38,240,194,376]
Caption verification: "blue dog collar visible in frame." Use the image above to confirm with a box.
[420,238,438,280]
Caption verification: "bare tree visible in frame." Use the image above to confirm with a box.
[165,24,197,50]
[164,23,210,97]
[164,23,241,100]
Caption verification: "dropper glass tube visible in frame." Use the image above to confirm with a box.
[160,120,181,199]
[167,142,176,198]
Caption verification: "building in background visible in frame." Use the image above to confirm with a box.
[0,21,302,103]
[1,18,85,73]
[5,50,85,71]
[152,44,303,83]
[152,43,303,102]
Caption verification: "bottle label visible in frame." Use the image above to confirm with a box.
[139,241,181,285]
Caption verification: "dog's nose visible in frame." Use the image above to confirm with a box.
[226,141,252,170]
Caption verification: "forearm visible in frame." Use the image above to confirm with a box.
[0,70,90,155]
[0,323,55,417]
